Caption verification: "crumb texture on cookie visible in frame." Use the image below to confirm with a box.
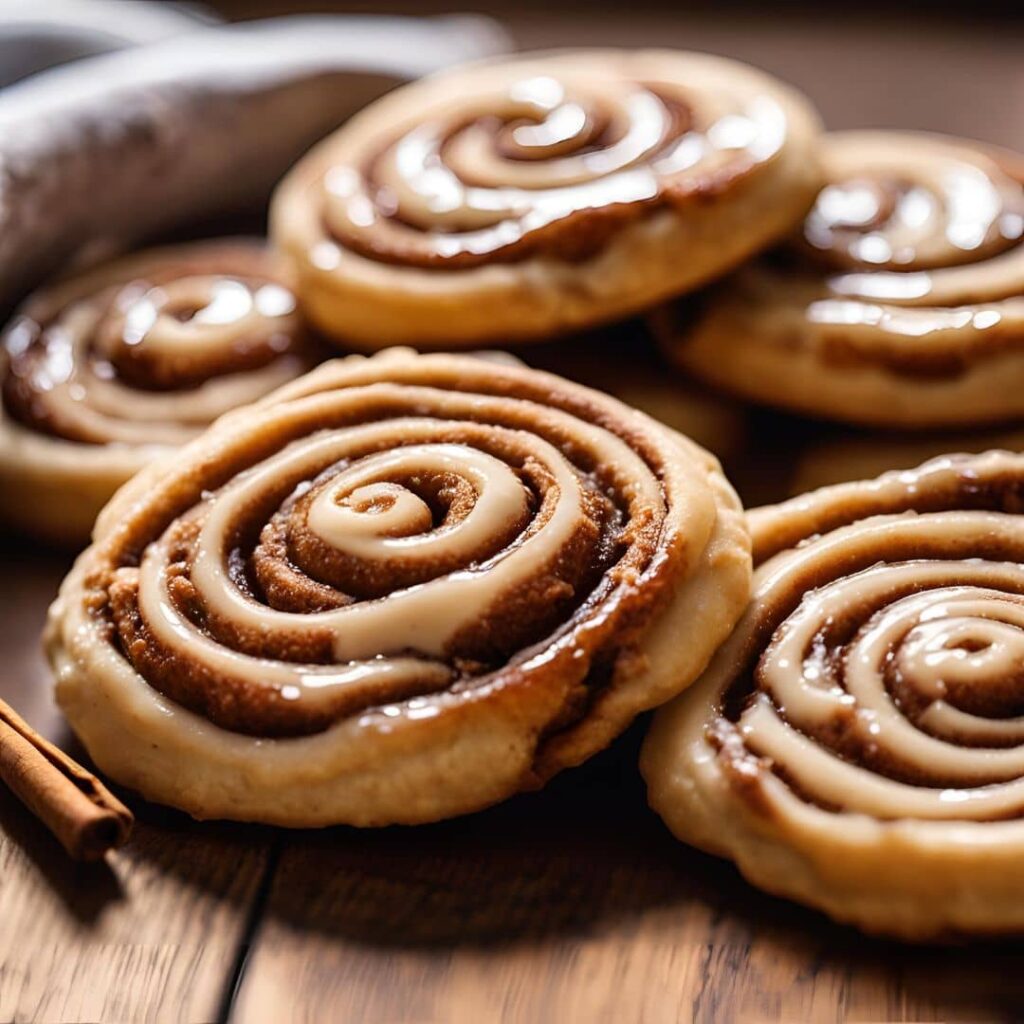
[643,450,1024,939]
[659,131,1024,428]
[48,349,750,826]
[0,239,313,544]
[272,49,821,347]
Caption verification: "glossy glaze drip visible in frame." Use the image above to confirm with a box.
[1,242,311,446]
[796,134,1024,360]
[312,62,789,269]
[714,451,1024,822]
[95,352,705,737]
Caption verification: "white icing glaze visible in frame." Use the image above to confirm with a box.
[320,57,788,266]
[306,443,529,560]
[2,243,306,447]
[805,133,1024,342]
[123,367,671,717]
[106,276,295,357]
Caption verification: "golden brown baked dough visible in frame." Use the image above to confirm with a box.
[0,240,314,545]
[656,131,1024,429]
[643,450,1024,939]
[47,349,751,827]
[271,49,822,349]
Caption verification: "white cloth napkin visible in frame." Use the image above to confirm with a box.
[0,0,216,87]
[0,12,510,306]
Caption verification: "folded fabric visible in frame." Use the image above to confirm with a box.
[0,14,509,307]
[0,0,216,87]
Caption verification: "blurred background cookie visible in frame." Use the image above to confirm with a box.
[0,240,316,544]
[656,131,1024,429]
[272,48,821,348]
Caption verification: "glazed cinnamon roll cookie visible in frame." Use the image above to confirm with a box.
[0,240,314,545]
[270,49,822,349]
[46,349,751,827]
[642,451,1024,939]
[657,131,1024,428]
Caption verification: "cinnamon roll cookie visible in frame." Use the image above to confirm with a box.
[0,240,314,544]
[47,349,751,827]
[656,132,1024,429]
[271,49,821,349]
[643,451,1024,938]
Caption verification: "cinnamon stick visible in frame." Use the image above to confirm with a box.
[0,699,132,860]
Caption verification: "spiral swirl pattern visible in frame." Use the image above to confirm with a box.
[2,240,311,447]
[800,134,1024,371]
[0,239,316,544]
[48,349,750,825]
[643,450,1024,938]
[658,131,1024,428]
[312,67,784,270]
[271,50,821,348]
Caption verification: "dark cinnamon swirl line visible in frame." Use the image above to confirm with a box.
[314,68,789,270]
[86,353,699,738]
[1,240,313,446]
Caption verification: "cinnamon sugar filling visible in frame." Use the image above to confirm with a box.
[313,73,787,270]
[1,242,313,445]
[712,452,1024,822]
[89,358,686,739]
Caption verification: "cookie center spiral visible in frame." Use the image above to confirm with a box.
[757,561,1024,764]
[1,244,311,447]
[317,65,787,269]
[804,166,1023,272]
[99,274,298,389]
[304,444,529,565]
[710,453,1024,825]
[96,359,690,740]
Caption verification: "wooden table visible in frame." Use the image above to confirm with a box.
[3,7,1024,1023]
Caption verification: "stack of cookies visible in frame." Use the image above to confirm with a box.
[10,47,1024,941]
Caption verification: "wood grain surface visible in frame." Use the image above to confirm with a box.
[2,6,1024,1023]
[0,546,274,1024]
